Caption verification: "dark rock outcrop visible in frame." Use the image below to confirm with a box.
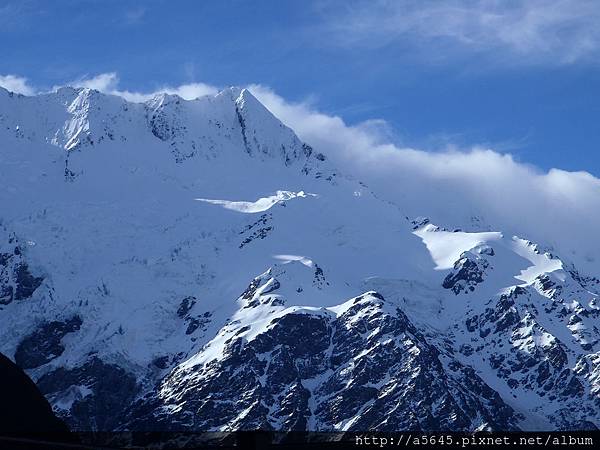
[15,316,83,369]
[37,357,138,431]
[123,292,521,432]
[1,244,44,305]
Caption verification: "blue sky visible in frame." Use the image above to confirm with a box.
[1,0,600,175]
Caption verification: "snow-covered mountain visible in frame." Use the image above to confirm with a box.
[1,85,599,432]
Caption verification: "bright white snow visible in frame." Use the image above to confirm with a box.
[195,190,316,213]
[272,254,314,267]
[510,237,564,284]
[413,223,503,270]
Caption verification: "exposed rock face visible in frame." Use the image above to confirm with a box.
[459,284,600,430]
[37,357,138,431]
[123,289,521,432]
[0,234,44,305]
[15,316,83,369]
[443,245,494,295]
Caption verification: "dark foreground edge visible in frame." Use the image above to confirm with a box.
[0,431,597,450]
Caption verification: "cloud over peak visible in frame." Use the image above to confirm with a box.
[248,84,600,273]
[0,74,36,96]
[66,72,219,103]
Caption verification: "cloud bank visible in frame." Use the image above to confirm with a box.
[1,72,599,271]
[249,84,600,270]
[0,74,36,95]
[0,72,219,102]
[64,72,219,103]
[318,0,600,66]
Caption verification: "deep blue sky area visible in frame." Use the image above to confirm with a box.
[1,0,599,175]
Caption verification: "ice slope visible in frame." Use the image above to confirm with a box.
[0,85,599,431]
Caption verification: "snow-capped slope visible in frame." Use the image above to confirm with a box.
[0,86,598,432]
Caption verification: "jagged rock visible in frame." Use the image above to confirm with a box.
[123,292,521,431]
[15,316,83,369]
[443,249,490,295]
[0,247,44,304]
[37,357,138,431]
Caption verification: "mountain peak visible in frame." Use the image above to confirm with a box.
[0,85,325,169]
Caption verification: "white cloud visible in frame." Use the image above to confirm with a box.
[0,74,36,95]
[122,7,146,25]
[66,72,219,102]
[249,84,600,273]
[70,72,119,92]
[163,83,220,101]
[319,0,600,65]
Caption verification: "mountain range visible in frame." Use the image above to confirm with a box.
[1,85,599,432]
